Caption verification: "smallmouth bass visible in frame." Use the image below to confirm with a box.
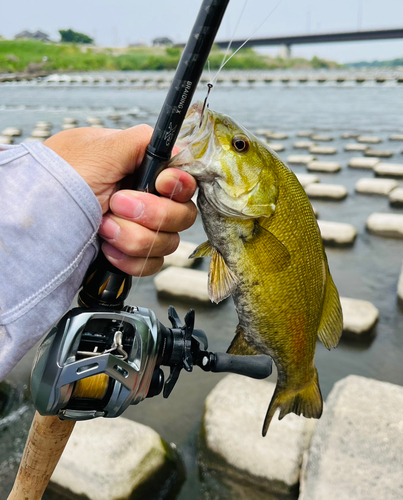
[170,102,343,436]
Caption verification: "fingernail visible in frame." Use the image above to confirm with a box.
[99,217,120,240]
[102,242,125,260]
[165,175,183,195]
[112,193,144,219]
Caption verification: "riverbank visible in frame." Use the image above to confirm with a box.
[0,39,340,74]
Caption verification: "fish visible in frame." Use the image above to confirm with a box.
[169,101,343,436]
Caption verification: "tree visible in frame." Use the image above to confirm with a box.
[59,29,93,44]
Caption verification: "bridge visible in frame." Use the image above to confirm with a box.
[214,28,403,58]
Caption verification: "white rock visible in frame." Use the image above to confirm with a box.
[154,267,210,302]
[374,162,403,178]
[299,375,403,500]
[398,263,403,301]
[310,134,333,142]
[62,123,77,130]
[340,297,379,334]
[51,417,177,500]
[389,134,403,141]
[266,142,285,152]
[0,136,13,144]
[348,157,380,169]
[63,117,78,125]
[86,117,104,125]
[265,131,288,140]
[357,135,382,143]
[344,143,368,152]
[341,132,360,139]
[309,146,337,155]
[287,155,316,165]
[317,220,357,246]
[163,240,198,268]
[305,184,348,200]
[256,128,272,136]
[294,141,316,149]
[365,149,393,158]
[2,127,22,137]
[355,178,398,195]
[297,131,312,137]
[35,122,52,130]
[31,129,51,138]
[307,161,341,172]
[295,173,320,188]
[91,124,105,128]
[202,375,316,496]
[366,213,403,238]
[389,187,403,207]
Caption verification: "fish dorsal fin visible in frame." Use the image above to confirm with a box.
[317,265,343,349]
[227,325,258,356]
[248,222,291,274]
[189,241,214,259]
[208,248,239,304]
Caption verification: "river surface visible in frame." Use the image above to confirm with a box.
[1,73,403,499]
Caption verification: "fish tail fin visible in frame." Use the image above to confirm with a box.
[262,369,323,436]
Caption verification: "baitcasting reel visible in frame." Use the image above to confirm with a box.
[31,305,272,421]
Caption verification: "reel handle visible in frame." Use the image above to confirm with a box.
[201,353,273,380]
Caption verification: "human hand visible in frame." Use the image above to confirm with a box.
[44,126,197,276]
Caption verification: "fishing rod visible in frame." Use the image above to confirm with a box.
[7,1,273,498]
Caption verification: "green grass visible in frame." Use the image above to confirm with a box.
[0,39,341,74]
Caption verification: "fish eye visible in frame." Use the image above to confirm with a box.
[232,136,249,153]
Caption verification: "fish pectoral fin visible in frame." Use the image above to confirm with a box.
[189,241,214,259]
[227,325,258,356]
[317,265,343,350]
[250,223,291,274]
[262,369,323,437]
[208,249,238,304]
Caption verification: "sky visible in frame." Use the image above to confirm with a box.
[2,0,403,63]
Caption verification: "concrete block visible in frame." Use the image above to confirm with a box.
[294,141,316,149]
[24,137,45,143]
[2,127,22,137]
[295,173,320,187]
[297,131,312,137]
[310,134,333,142]
[340,297,379,334]
[365,149,393,158]
[201,375,316,498]
[348,157,380,169]
[344,143,368,152]
[374,162,403,178]
[267,142,285,152]
[309,146,337,155]
[86,117,104,126]
[389,134,403,141]
[31,129,51,138]
[398,263,403,302]
[50,417,181,500]
[299,375,403,500]
[307,161,341,173]
[366,213,403,238]
[62,123,77,130]
[287,155,316,165]
[163,240,198,268]
[256,128,272,136]
[63,117,78,125]
[317,220,357,246]
[355,178,398,195]
[35,122,52,131]
[265,132,288,140]
[154,267,210,302]
[305,183,348,200]
[389,187,403,207]
[357,135,382,143]
[0,136,13,144]
[341,132,360,139]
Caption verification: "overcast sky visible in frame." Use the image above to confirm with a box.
[2,0,403,63]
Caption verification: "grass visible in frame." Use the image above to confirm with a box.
[0,39,341,74]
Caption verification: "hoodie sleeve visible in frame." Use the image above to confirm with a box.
[0,142,102,380]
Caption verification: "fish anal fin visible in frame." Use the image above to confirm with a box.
[262,369,323,436]
[208,249,238,304]
[189,241,214,259]
[317,266,343,350]
[248,222,291,274]
[227,325,258,356]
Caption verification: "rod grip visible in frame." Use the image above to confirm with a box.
[8,412,75,500]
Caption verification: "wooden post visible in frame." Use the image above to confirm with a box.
[7,412,75,500]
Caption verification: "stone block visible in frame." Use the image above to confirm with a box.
[294,141,316,149]
[309,146,337,155]
[287,155,316,165]
[297,131,312,137]
[389,187,403,207]
[201,375,316,498]
[50,417,181,500]
[389,134,403,141]
[398,263,403,302]
[0,136,13,144]
[310,134,333,142]
[365,149,393,158]
[348,157,380,169]
[154,267,210,302]
[340,297,379,334]
[31,129,51,138]
[341,132,360,139]
[265,132,288,140]
[317,220,357,246]
[299,375,403,500]
[355,178,398,195]
[86,117,104,126]
[357,135,382,143]
[24,137,45,143]
[1,127,22,137]
[163,240,198,268]
[295,173,320,187]
[305,183,348,200]
[35,122,52,130]
[307,161,341,172]
[62,123,77,130]
[344,143,368,152]
[63,117,78,125]
[267,142,285,152]
[366,213,403,238]
[256,129,272,136]
[374,162,403,178]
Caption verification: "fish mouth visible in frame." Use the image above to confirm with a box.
[176,101,212,148]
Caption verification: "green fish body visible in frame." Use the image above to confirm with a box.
[170,102,343,435]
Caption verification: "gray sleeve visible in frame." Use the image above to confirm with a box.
[0,142,102,380]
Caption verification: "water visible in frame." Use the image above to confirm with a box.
[1,74,403,499]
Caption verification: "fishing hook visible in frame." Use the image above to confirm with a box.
[199,83,214,128]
